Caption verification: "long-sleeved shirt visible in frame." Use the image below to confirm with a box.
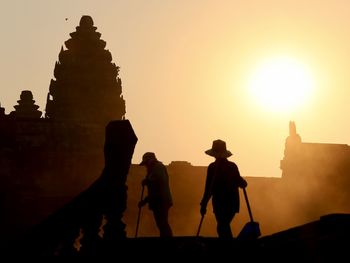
[145,161,173,210]
[201,158,247,214]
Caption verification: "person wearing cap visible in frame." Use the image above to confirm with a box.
[200,139,247,238]
[138,152,173,237]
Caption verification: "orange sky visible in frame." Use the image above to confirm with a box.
[1,0,350,177]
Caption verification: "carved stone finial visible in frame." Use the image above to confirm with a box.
[289,121,297,136]
[79,15,94,28]
[10,90,42,119]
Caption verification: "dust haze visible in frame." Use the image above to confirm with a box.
[124,143,350,238]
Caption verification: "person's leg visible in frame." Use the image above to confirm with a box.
[153,207,173,237]
[215,211,235,238]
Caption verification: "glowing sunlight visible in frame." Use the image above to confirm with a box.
[247,56,315,113]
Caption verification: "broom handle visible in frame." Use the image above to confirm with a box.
[196,215,204,237]
[243,187,254,222]
[135,185,145,238]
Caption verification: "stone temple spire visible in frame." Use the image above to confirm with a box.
[283,121,302,158]
[10,90,42,119]
[45,15,126,125]
[288,121,301,142]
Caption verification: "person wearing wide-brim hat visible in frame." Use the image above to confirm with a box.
[200,139,247,238]
[138,152,173,237]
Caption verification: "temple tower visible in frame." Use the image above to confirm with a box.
[45,15,126,125]
[10,90,42,118]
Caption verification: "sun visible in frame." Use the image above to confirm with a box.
[247,56,315,113]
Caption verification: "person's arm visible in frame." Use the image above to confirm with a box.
[138,173,150,208]
[234,164,247,188]
[239,177,248,188]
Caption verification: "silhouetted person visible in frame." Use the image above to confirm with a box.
[200,139,247,238]
[138,152,173,237]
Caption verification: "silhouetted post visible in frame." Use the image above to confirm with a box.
[79,120,138,252]
[100,120,138,242]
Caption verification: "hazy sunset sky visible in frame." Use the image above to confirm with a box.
[1,0,350,177]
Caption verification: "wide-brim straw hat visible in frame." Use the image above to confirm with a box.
[205,139,232,158]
